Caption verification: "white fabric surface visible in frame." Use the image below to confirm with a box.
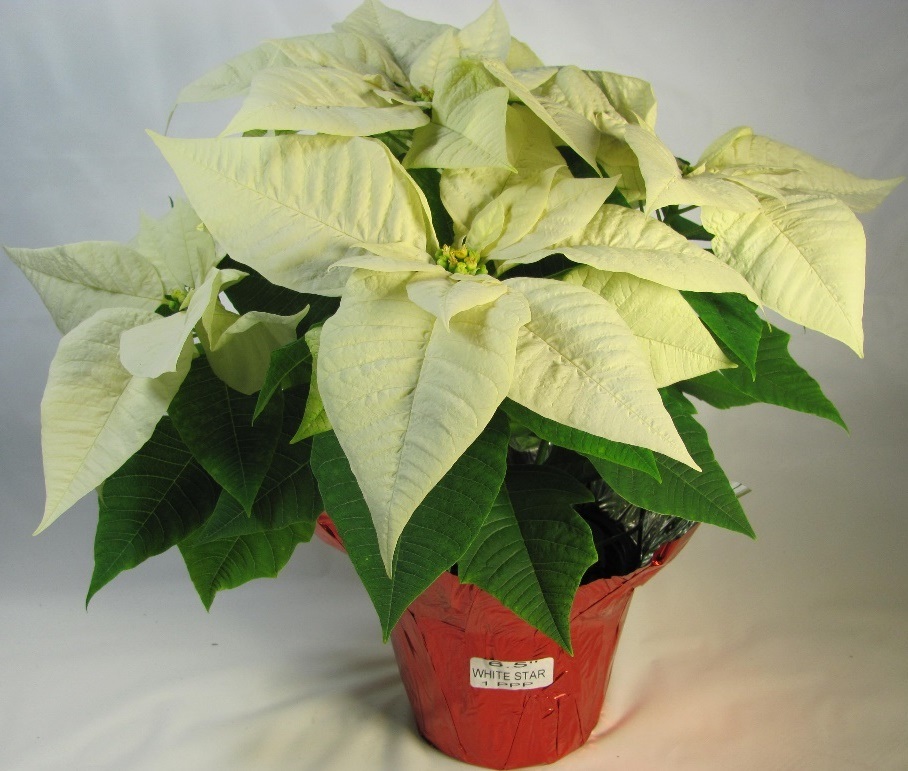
[1,1,906,769]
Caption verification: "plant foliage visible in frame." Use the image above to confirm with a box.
[6,1,901,651]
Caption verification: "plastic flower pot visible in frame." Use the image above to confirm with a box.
[315,513,695,769]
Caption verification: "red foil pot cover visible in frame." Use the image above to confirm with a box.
[314,513,695,770]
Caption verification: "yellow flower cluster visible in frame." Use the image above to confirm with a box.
[434,244,488,275]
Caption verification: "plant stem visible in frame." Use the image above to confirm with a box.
[534,441,553,465]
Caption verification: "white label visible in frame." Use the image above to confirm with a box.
[469,657,554,690]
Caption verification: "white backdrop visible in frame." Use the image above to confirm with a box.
[1,2,906,769]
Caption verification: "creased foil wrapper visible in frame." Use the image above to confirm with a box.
[315,513,696,769]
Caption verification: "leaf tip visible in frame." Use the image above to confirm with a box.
[32,510,56,537]
[86,570,111,609]
[146,129,182,162]
[679,453,702,474]
[738,518,757,540]
[551,624,574,656]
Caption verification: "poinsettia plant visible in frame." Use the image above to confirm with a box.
[7,1,901,653]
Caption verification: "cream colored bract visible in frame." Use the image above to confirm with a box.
[8,202,306,533]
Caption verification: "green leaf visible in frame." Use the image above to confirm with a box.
[87,417,220,604]
[681,323,846,429]
[589,388,755,537]
[253,337,312,422]
[180,523,312,610]
[500,399,660,481]
[458,466,596,653]
[177,392,318,610]
[194,395,321,543]
[168,358,283,514]
[310,412,509,639]
[682,291,762,378]
[676,372,756,409]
